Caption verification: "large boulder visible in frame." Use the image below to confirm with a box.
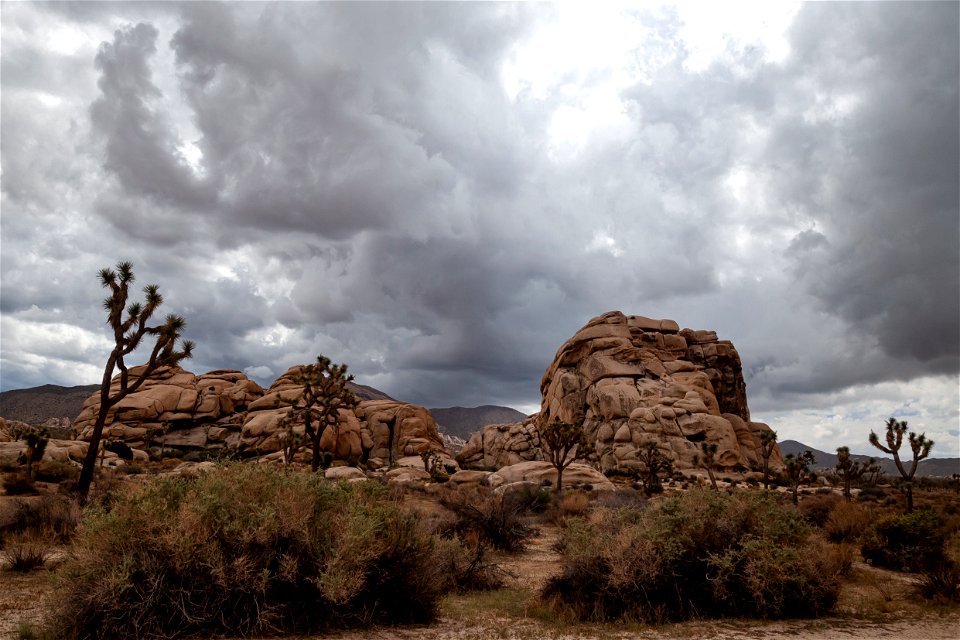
[73,367,265,451]
[539,311,783,474]
[487,461,615,492]
[456,417,543,469]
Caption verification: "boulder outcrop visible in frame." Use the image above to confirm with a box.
[71,365,451,468]
[73,367,264,451]
[539,311,782,474]
[456,418,543,469]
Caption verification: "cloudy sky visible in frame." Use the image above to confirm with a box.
[2,2,957,457]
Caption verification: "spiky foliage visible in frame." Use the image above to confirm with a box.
[17,428,49,479]
[759,429,778,490]
[637,440,673,494]
[869,417,933,512]
[835,447,877,501]
[784,450,816,506]
[290,355,359,472]
[77,261,193,501]
[693,442,720,491]
[539,417,595,494]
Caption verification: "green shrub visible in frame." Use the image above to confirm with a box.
[46,464,446,639]
[861,509,946,572]
[542,489,842,622]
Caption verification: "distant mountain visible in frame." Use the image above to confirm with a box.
[0,383,99,424]
[429,405,528,440]
[348,382,395,402]
[779,440,959,478]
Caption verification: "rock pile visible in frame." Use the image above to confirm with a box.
[72,365,450,468]
[458,311,782,475]
[73,367,264,451]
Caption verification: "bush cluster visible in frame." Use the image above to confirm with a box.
[542,489,842,622]
[48,465,447,639]
[439,486,535,552]
[860,509,946,572]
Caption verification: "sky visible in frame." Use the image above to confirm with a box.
[1,1,957,458]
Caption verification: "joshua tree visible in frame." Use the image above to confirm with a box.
[289,355,359,472]
[759,429,778,490]
[539,417,595,494]
[784,450,816,506]
[77,262,193,502]
[18,427,49,479]
[693,442,720,490]
[637,440,673,494]
[835,446,877,501]
[277,414,302,466]
[869,417,933,512]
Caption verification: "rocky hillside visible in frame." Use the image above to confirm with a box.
[0,384,98,425]
[430,405,527,440]
[459,311,783,474]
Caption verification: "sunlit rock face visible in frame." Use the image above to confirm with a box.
[73,365,451,467]
[73,367,264,451]
[538,311,783,474]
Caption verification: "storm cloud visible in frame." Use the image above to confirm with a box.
[2,2,957,456]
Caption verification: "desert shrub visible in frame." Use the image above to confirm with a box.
[857,485,887,502]
[509,484,553,514]
[542,489,841,622]
[440,486,534,552]
[799,492,841,528]
[2,495,80,543]
[2,528,53,572]
[435,537,507,592]
[46,464,446,639]
[861,509,946,572]
[916,560,960,603]
[34,460,79,484]
[592,490,647,511]
[3,473,38,496]
[824,501,873,544]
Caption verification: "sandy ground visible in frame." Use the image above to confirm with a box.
[4,526,958,640]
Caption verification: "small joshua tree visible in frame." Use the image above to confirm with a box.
[637,440,672,494]
[835,446,876,501]
[18,427,49,479]
[78,261,193,502]
[539,417,594,494]
[869,417,933,513]
[693,442,720,491]
[277,414,302,466]
[784,450,816,506]
[289,355,358,472]
[759,429,778,490]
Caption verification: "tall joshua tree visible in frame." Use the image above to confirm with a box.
[869,417,933,512]
[759,429,778,490]
[539,417,594,494]
[784,450,816,506]
[290,355,358,472]
[77,262,193,501]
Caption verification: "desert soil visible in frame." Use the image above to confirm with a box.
[3,525,958,640]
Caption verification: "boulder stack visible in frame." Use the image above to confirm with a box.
[540,311,782,473]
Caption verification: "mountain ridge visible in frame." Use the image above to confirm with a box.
[779,439,958,478]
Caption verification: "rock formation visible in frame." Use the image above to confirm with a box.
[456,418,543,469]
[73,367,264,452]
[541,311,782,473]
[458,311,782,475]
[239,366,450,466]
[71,364,451,468]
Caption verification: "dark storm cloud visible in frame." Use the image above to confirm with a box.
[1,2,957,453]
[775,3,959,370]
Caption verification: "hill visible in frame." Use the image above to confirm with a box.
[779,439,959,478]
[429,405,528,440]
[0,383,99,425]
